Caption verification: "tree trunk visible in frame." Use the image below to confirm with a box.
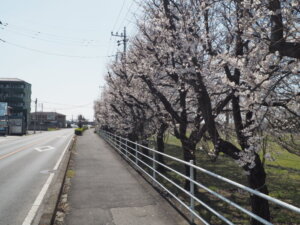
[218,139,270,224]
[181,140,196,190]
[156,123,168,172]
[247,154,270,225]
[268,0,300,59]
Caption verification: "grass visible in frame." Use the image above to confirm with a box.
[265,150,300,171]
[66,169,75,178]
[47,128,58,131]
[148,133,300,224]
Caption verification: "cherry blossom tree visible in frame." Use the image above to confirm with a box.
[95,0,299,224]
[95,57,172,166]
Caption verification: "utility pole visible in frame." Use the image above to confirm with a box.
[123,26,127,57]
[40,103,43,132]
[34,98,37,134]
[111,27,128,59]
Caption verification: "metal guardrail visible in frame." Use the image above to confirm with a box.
[99,130,300,225]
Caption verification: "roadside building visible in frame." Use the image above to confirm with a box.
[0,78,31,135]
[29,112,66,130]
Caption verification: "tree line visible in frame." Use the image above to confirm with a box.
[95,0,300,224]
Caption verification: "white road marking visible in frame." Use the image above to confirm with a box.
[22,134,74,225]
[34,146,55,152]
[22,174,54,225]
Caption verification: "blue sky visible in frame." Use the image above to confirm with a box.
[0,0,139,120]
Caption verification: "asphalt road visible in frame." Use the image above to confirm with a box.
[0,129,74,225]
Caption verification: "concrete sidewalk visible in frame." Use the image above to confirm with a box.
[65,129,189,225]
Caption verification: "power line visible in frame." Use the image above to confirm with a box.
[38,100,93,107]
[127,3,143,34]
[0,21,102,43]
[111,0,127,32]
[43,103,93,111]
[106,0,128,59]
[0,38,107,59]
[0,26,102,47]
[108,1,141,58]
[108,1,139,58]
[31,101,93,111]
[116,1,136,32]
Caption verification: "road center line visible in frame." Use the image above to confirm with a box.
[21,134,74,225]
[0,132,72,160]
[0,137,51,161]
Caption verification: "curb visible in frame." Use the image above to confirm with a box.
[33,136,76,225]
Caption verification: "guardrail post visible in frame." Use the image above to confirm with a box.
[125,139,128,159]
[135,142,138,165]
[119,137,122,152]
[119,137,121,151]
[190,160,195,223]
[153,151,156,180]
[120,137,122,152]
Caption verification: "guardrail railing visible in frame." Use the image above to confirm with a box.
[99,130,300,225]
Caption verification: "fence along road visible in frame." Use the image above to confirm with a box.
[100,130,300,225]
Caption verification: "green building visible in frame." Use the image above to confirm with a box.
[0,78,31,134]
